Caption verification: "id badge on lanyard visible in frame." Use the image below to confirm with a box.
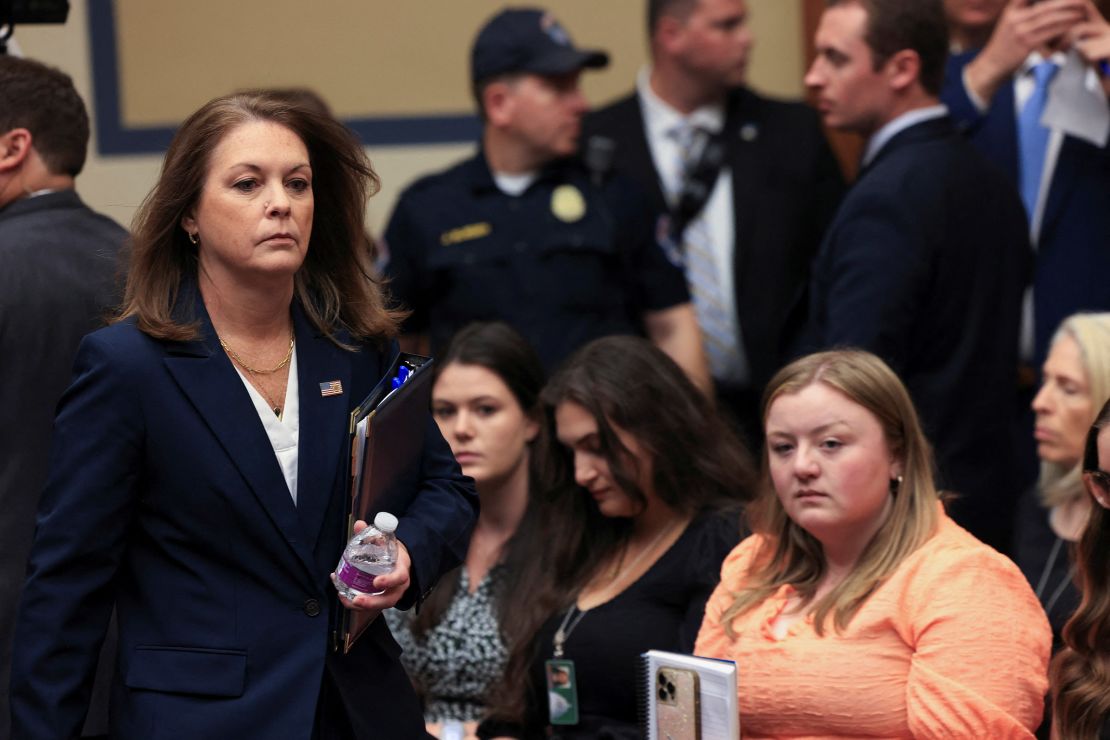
[544,658,580,726]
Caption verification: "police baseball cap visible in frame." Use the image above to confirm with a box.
[471,8,609,84]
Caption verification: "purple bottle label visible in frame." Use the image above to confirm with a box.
[337,560,380,593]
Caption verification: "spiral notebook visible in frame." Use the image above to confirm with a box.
[638,650,739,740]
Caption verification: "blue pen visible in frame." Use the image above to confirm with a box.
[391,364,411,390]
[1100,59,1110,78]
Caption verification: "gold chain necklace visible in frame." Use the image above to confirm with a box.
[253,378,287,419]
[219,330,295,375]
[220,330,295,418]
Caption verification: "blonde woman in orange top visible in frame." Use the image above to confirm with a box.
[695,350,1051,739]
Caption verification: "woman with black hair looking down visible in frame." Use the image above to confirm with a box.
[480,335,756,739]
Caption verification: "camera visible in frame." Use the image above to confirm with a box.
[1,0,71,55]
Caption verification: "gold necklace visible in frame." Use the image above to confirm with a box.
[219,330,295,375]
[253,377,287,419]
[220,330,294,418]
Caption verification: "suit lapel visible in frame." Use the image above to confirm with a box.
[291,304,355,552]
[992,83,1021,184]
[857,115,952,180]
[616,97,670,213]
[1039,136,1081,244]
[726,91,762,305]
[162,293,319,588]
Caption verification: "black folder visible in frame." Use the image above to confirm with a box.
[334,351,434,654]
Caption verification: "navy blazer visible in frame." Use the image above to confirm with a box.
[806,115,1030,550]
[583,87,845,391]
[943,52,1110,363]
[9,292,477,739]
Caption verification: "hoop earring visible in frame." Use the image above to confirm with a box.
[188,232,199,245]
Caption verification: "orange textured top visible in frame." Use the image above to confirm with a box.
[694,510,1051,739]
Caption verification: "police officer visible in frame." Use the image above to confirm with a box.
[382,7,709,391]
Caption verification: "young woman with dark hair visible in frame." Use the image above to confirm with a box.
[1051,397,1110,740]
[480,334,756,739]
[386,322,545,735]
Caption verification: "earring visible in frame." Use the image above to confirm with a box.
[188,232,199,245]
[890,475,904,495]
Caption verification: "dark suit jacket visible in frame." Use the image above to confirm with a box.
[9,291,478,739]
[0,190,124,740]
[944,51,1110,364]
[806,115,1031,550]
[583,87,845,391]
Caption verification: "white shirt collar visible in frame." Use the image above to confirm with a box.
[637,66,725,138]
[1019,50,1067,77]
[862,105,949,167]
[491,170,537,196]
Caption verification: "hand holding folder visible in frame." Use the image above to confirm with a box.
[333,352,435,654]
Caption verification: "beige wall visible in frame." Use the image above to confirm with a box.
[11,0,803,235]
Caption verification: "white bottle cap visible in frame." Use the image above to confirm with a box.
[373,511,399,533]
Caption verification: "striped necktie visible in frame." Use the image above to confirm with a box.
[669,121,746,384]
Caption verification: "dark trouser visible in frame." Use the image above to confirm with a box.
[313,670,355,740]
[315,643,432,740]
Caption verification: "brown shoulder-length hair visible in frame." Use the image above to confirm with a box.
[117,89,402,344]
[488,335,757,726]
[720,349,940,638]
[1051,397,1110,739]
[408,322,546,642]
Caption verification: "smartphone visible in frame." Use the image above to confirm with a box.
[655,667,701,740]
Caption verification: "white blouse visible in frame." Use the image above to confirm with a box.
[232,347,300,504]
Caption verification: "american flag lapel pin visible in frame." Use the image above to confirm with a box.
[319,380,344,397]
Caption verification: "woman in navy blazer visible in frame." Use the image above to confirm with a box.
[9,91,478,739]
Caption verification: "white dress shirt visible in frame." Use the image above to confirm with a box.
[234,347,300,504]
[636,67,749,385]
[961,51,1071,243]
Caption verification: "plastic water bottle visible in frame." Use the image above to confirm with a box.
[334,512,398,599]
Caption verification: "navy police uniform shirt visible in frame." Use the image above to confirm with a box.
[382,152,690,371]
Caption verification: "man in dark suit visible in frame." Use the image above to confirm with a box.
[0,55,125,740]
[583,0,844,438]
[941,0,1108,368]
[805,0,1031,551]
[940,0,1110,529]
